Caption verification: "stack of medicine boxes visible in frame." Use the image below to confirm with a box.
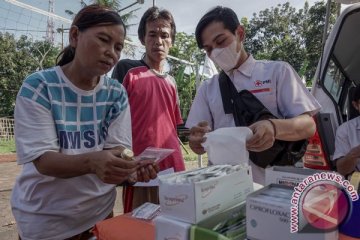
[246,166,339,240]
[154,165,254,240]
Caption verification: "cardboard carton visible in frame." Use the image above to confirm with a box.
[265,166,326,187]
[159,165,253,223]
[190,202,246,240]
[246,184,338,240]
[154,215,191,240]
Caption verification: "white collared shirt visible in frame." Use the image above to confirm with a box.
[186,55,321,184]
[333,116,360,171]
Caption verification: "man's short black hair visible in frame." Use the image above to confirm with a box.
[195,6,240,49]
[138,7,176,44]
[352,85,360,102]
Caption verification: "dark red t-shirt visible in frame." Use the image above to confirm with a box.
[112,59,185,171]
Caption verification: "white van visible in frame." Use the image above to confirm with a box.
[303,3,360,170]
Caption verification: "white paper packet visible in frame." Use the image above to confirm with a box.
[134,147,175,164]
[132,202,161,220]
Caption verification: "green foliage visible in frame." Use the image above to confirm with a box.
[243,1,340,85]
[66,0,139,57]
[181,143,197,162]
[169,32,205,68]
[90,0,121,9]
[78,0,139,26]
[174,65,192,118]
[169,32,205,119]
[0,33,60,117]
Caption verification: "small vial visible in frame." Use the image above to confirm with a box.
[121,148,134,161]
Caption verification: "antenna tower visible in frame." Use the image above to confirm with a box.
[46,0,55,43]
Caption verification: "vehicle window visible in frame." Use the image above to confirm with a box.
[323,58,346,103]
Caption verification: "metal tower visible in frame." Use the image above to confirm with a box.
[46,0,55,43]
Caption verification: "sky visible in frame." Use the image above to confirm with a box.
[0,0,320,46]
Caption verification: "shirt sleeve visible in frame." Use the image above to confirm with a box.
[111,61,129,84]
[276,62,321,118]
[175,101,183,126]
[333,123,351,161]
[104,104,132,150]
[15,96,59,165]
[185,82,213,129]
[172,79,183,125]
[104,84,132,150]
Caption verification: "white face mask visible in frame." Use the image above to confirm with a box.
[209,39,243,72]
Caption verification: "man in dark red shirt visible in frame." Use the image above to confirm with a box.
[112,6,185,213]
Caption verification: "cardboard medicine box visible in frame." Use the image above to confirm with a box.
[265,166,327,187]
[190,201,246,240]
[159,165,253,224]
[246,184,338,240]
[155,202,247,240]
[154,215,191,240]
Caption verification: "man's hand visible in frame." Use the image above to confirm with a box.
[188,121,211,154]
[247,120,276,152]
[337,145,360,176]
[136,163,160,182]
[347,145,360,160]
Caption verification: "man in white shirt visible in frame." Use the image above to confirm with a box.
[186,6,321,184]
[333,85,360,176]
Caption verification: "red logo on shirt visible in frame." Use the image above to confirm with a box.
[254,79,271,87]
[255,80,262,87]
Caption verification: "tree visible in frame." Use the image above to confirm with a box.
[0,33,59,117]
[168,32,205,119]
[65,0,139,57]
[302,1,340,81]
[243,1,340,85]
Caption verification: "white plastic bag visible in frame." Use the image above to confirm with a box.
[202,127,253,165]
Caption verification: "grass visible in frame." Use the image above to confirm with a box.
[0,139,16,153]
[181,142,197,161]
[180,141,208,163]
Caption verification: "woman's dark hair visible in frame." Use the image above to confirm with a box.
[138,7,176,44]
[195,6,240,49]
[56,4,126,66]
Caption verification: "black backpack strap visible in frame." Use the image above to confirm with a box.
[218,71,246,126]
[219,71,234,115]
[236,90,276,125]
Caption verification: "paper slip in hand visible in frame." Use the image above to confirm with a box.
[135,147,174,164]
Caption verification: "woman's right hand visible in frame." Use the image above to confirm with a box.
[90,149,139,184]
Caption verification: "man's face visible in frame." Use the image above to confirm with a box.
[143,19,173,63]
[201,21,236,57]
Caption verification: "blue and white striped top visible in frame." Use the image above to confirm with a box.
[11,66,132,239]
